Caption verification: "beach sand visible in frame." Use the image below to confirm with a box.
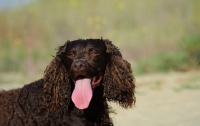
[111,71,200,126]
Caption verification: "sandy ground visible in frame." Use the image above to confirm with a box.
[111,71,200,126]
[1,71,200,126]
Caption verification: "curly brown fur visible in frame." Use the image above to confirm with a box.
[0,38,135,126]
[103,39,136,108]
[43,41,71,115]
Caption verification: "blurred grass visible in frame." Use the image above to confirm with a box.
[174,83,200,92]
[0,0,200,76]
[134,34,200,75]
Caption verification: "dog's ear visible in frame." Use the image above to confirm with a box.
[44,41,71,114]
[102,39,136,108]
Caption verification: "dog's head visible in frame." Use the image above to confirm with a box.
[65,39,107,109]
[44,39,135,113]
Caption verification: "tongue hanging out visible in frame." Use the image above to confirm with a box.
[72,78,92,109]
[71,75,102,109]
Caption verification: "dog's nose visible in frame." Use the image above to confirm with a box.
[71,60,86,72]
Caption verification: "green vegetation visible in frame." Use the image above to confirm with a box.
[134,35,200,75]
[174,83,200,92]
[0,0,200,75]
[134,51,187,74]
[0,40,26,72]
[180,34,200,66]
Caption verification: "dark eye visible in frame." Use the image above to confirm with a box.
[90,51,99,56]
[68,53,75,58]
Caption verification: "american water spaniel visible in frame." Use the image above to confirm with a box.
[0,39,136,126]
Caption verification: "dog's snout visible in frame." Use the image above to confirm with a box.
[71,60,86,72]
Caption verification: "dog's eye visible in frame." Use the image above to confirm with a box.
[90,51,99,56]
[68,53,75,58]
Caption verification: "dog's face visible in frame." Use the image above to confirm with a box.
[44,39,135,112]
[64,39,107,109]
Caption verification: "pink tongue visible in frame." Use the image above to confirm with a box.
[72,78,93,109]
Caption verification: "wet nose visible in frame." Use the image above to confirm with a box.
[71,60,86,72]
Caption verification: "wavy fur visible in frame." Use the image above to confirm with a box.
[0,39,135,126]
[103,39,136,108]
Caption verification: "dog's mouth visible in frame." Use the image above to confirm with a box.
[71,74,103,110]
[73,74,102,87]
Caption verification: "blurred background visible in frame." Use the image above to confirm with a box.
[0,0,200,125]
